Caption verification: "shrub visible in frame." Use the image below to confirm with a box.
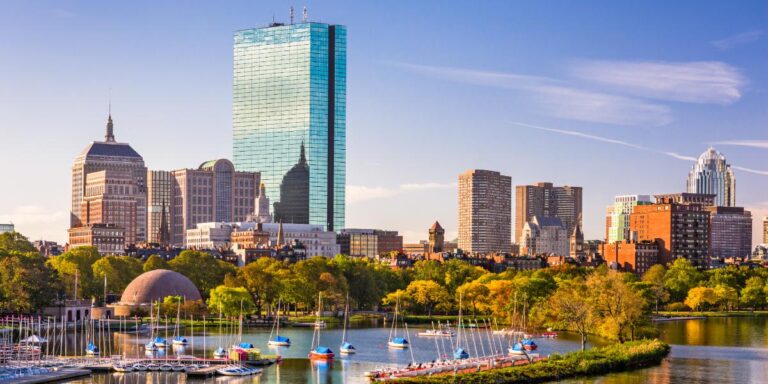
[665,302,690,311]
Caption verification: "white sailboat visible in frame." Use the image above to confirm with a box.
[388,296,409,349]
[340,292,356,354]
[268,300,291,347]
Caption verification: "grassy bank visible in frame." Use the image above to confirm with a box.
[657,310,768,318]
[391,339,670,384]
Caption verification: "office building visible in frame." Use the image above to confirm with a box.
[68,224,125,255]
[170,159,259,245]
[629,193,713,267]
[0,223,14,234]
[147,170,172,245]
[606,195,652,243]
[707,207,752,259]
[233,19,346,230]
[79,169,139,244]
[71,114,147,242]
[458,170,512,254]
[520,216,569,256]
[515,182,582,243]
[687,147,736,207]
[185,222,235,250]
[337,229,403,258]
[604,240,660,275]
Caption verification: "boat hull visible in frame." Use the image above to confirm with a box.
[268,340,290,347]
[309,352,335,360]
[388,342,409,349]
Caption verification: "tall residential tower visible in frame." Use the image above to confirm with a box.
[233,20,346,230]
[458,169,512,254]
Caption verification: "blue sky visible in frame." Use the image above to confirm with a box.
[0,1,766,245]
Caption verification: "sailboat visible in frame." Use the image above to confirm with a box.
[339,292,356,354]
[308,292,334,360]
[172,300,188,346]
[388,296,409,349]
[453,292,469,360]
[268,301,291,347]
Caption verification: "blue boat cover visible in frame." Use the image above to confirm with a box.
[522,339,537,346]
[153,337,166,343]
[86,342,99,352]
[341,342,355,349]
[512,342,524,351]
[273,335,290,343]
[315,346,333,354]
[453,348,469,359]
[238,342,255,348]
[392,337,409,344]
[173,336,187,342]
[214,347,226,354]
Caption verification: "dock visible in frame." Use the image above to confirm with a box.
[7,369,91,384]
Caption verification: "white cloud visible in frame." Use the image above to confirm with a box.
[712,30,763,50]
[394,62,673,126]
[0,205,68,242]
[733,166,768,176]
[347,182,456,205]
[572,60,746,104]
[662,151,697,161]
[714,140,768,149]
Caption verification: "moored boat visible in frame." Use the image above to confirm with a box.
[388,337,409,349]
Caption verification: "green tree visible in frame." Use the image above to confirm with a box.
[548,279,595,351]
[0,251,56,312]
[456,280,490,317]
[47,246,102,300]
[684,287,718,311]
[92,256,143,298]
[143,255,170,272]
[740,277,765,310]
[207,285,255,317]
[442,259,487,294]
[238,257,288,316]
[642,264,669,313]
[664,258,703,302]
[169,250,237,297]
[411,260,444,284]
[587,271,648,342]
[405,280,450,318]
[0,232,36,253]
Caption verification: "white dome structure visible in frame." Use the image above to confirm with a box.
[686,147,735,207]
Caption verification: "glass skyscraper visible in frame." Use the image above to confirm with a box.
[687,147,735,207]
[233,21,346,231]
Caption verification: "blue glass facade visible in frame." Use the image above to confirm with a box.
[233,22,346,230]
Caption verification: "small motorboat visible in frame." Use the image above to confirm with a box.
[216,365,262,376]
[172,365,186,372]
[172,336,188,346]
[388,337,409,349]
[508,342,526,355]
[522,339,538,351]
[268,335,291,347]
[113,364,133,373]
[132,364,147,371]
[339,342,356,355]
[417,329,455,337]
[213,347,227,359]
[453,347,469,360]
[308,346,335,360]
[159,364,173,371]
[146,363,160,371]
[85,342,100,356]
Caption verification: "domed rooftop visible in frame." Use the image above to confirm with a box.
[120,269,201,305]
[697,147,726,163]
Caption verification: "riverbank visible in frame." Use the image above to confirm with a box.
[390,339,670,384]
[657,310,768,318]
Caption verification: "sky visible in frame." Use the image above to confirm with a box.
[0,1,766,246]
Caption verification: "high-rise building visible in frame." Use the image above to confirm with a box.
[147,170,172,245]
[0,223,14,234]
[520,216,569,256]
[170,159,259,245]
[629,193,713,267]
[458,170,512,254]
[515,182,582,243]
[606,195,652,243]
[687,147,736,207]
[79,169,139,244]
[71,114,147,243]
[707,207,752,259]
[233,20,346,231]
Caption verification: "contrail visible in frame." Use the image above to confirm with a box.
[512,122,768,176]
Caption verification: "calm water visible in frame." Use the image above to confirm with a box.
[61,317,768,383]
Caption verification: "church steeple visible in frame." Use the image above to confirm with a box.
[105,114,115,143]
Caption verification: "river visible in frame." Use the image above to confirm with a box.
[59,317,768,383]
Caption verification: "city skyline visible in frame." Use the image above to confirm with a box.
[1,1,766,245]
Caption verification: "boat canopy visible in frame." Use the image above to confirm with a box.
[453,348,469,360]
[153,336,166,343]
[86,342,99,352]
[238,342,255,348]
[391,337,409,344]
[341,342,355,349]
[173,336,187,342]
[522,339,537,346]
[511,342,524,351]
[314,346,334,354]
[273,335,290,343]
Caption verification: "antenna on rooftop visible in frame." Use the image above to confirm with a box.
[290,6,294,24]
[302,6,308,22]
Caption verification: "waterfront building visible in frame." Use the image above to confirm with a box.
[515,182,582,247]
[71,114,147,242]
[520,216,569,256]
[233,20,346,231]
[629,193,713,267]
[67,223,125,255]
[687,147,736,207]
[604,240,660,275]
[707,207,752,259]
[337,229,403,258]
[79,169,139,244]
[0,223,14,233]
[458,169,512,254]
[606,195,652,243]
[170,159,259,246]
[147,170,172,245]
[114,269,201,316]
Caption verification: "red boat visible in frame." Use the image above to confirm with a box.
[309,346,335,360]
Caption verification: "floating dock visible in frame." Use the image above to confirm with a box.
[7,369,91,384]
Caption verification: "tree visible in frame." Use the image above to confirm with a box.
[169,250,237,297]
[483,280,515,322]
[405,280,450,318]
[207,285,255,317]
[143,255,170,272]
[713,285,738,311]
[92,256,143,298]
[587,271,647,342]
[684,287,718,311]
[238,257,288,316]
[548,280,595,351]
[442,260,487,294]
[0,232,36,253]
[740,277,765,311]
[47,246,102,300]
[411,260,444,285]
[0,251,56,312]
[456,280,489,317]
[664,258,703,302]
[642,265,669,313]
